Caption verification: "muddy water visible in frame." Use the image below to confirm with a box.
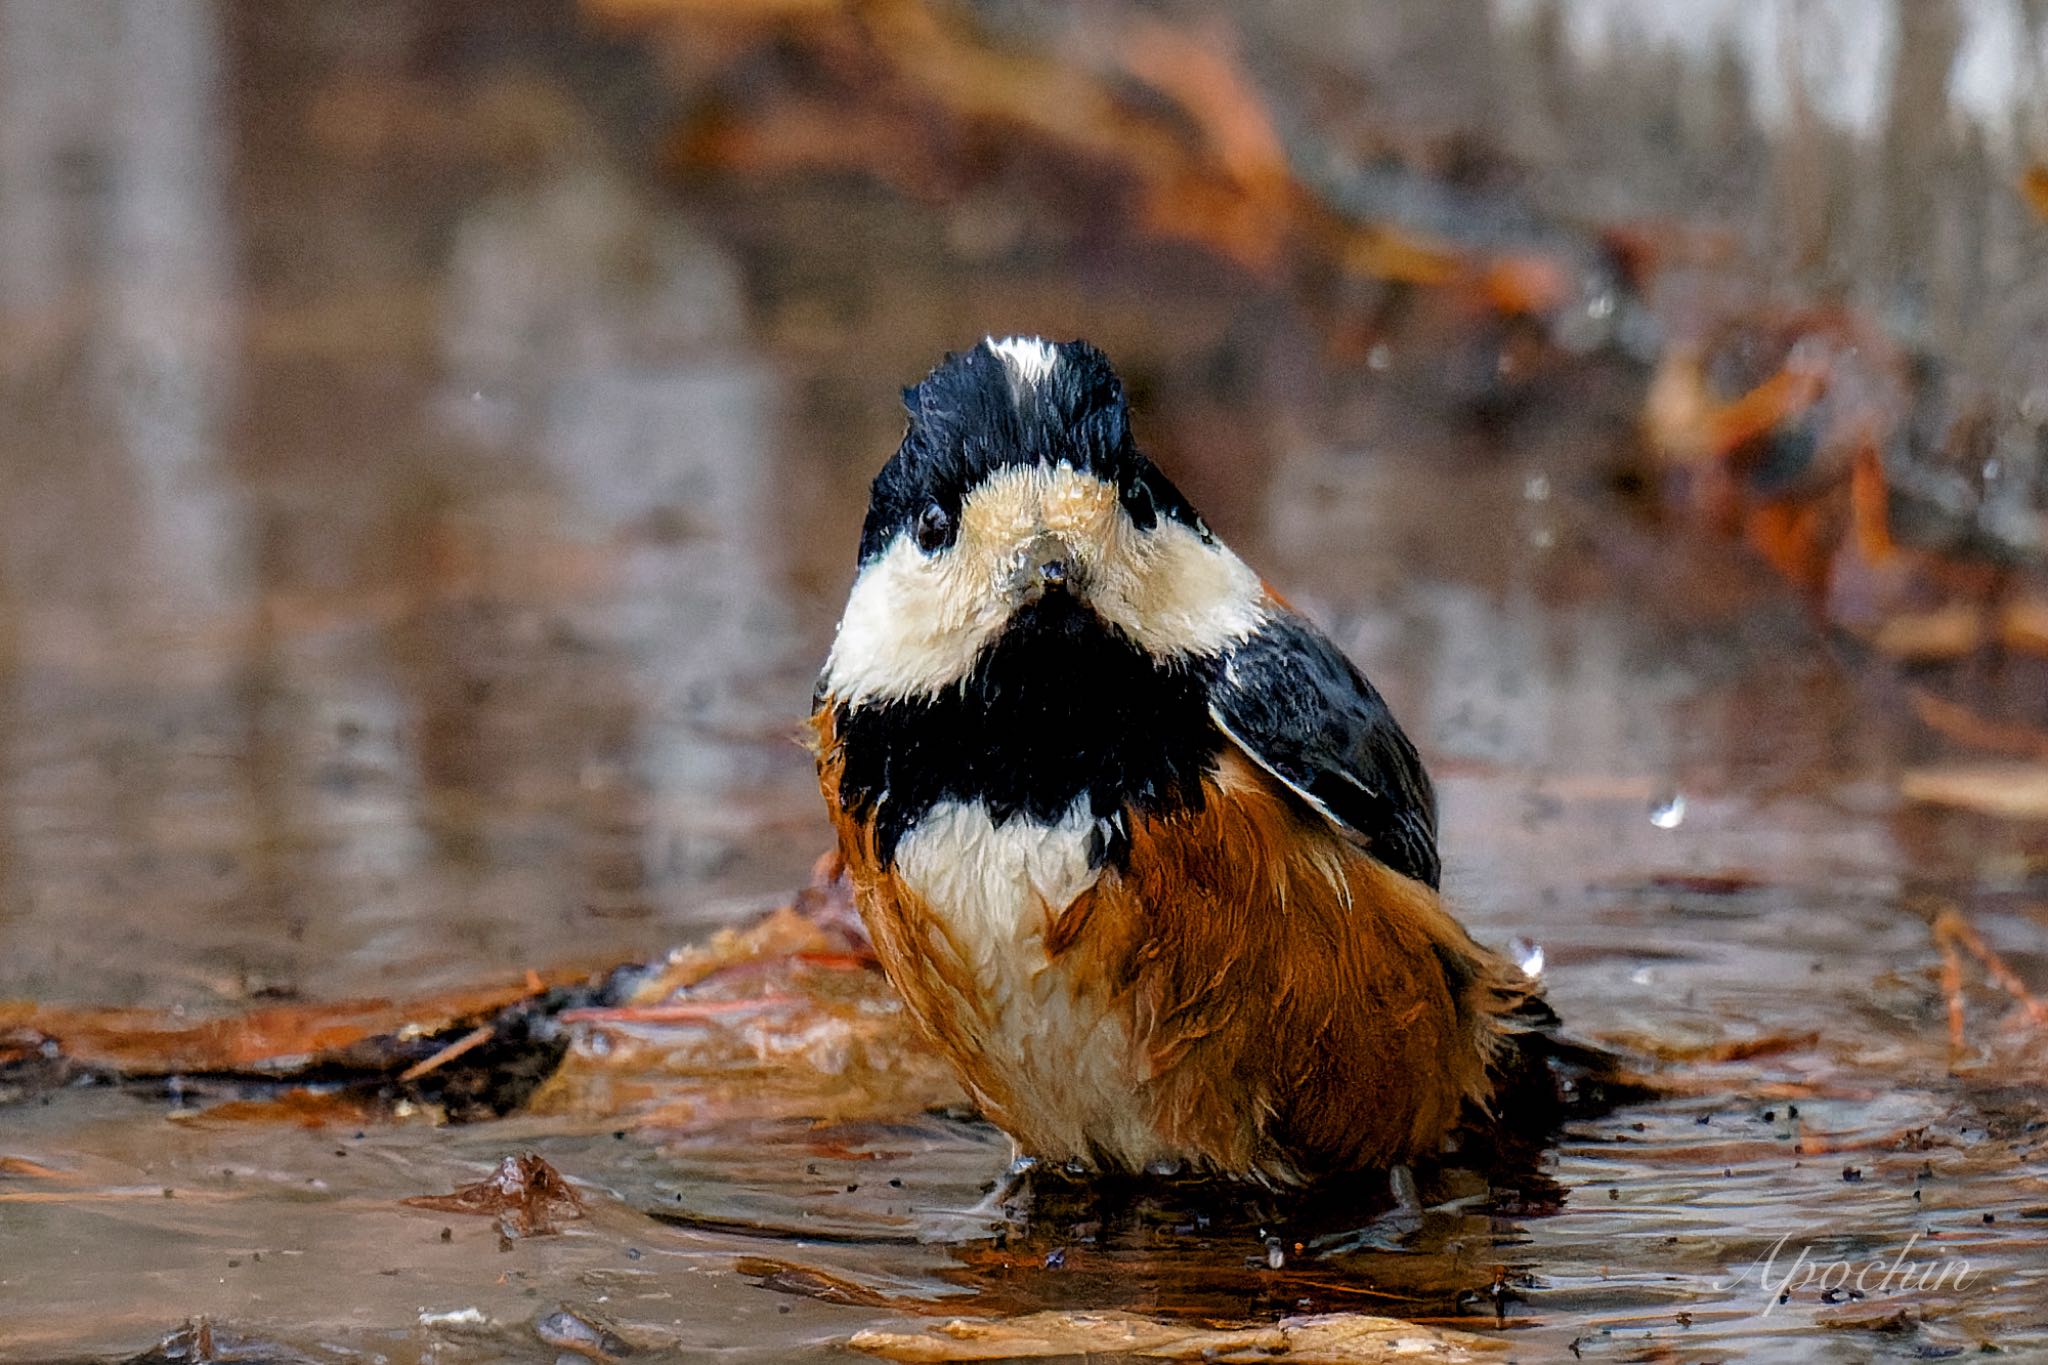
[3,4,2046,1362]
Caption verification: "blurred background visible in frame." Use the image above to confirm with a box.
[5,0,2045,1009]
[3,1,2047,1359]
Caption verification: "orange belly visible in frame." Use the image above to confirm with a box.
[815,715,1525,1183]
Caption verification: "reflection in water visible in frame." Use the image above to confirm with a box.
[100,0,244,627]
[0,0,249,1001]
[1475,0,2048,390]
[0,10,826,1006]
[438,158,809,931]
[442,164,794,896]
[1496,0,1902,133]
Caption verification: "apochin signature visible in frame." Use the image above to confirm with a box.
[1716,1232,1979,1316]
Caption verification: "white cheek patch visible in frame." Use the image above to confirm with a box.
[822,465,1269,705]
[1088,519,1267,660]
[823,535,1008,705]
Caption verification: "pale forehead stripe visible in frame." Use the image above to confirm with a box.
[986,335,1059,388]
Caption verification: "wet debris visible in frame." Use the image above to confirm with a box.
[119,1319,324,1364]
[535,1307,637,1360]
[528,892,962,1131]
[403,1152,587,1239]
[1901,763,2048,821]
[737,1256,908,1309]
[0,862,939,1131]
[846,1309,1506,1362]
[1924,901,2048,1068]
[1641,871,1766,896]
[0,967,630,1123]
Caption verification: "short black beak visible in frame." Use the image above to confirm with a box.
[1012,534,1079,602]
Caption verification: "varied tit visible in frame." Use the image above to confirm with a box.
[811,336,1552,1186]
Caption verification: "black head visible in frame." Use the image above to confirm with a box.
[823,337,1259,707]
[856,337,1205,563]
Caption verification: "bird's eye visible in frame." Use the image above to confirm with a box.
[913,502,952,554]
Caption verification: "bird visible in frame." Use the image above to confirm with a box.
[810,336,1559,1187]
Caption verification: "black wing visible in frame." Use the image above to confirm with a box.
[1207,612,1440,889]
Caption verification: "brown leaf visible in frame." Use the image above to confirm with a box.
[1900,764,2048,820]
[847,1310,1506,1362]
[174,1088,392,1128]
[2003,595,2048,655]
[1906,688,2048,763]
[402,1153,586,1238]
[530,934,960,1129]
[738,1256,907,1309]
[0,975,578,1075]
[1641,871,1766,895]
[1602,1030,1821,1065]
[618,903,863,1005]
[1868,603,1988,661]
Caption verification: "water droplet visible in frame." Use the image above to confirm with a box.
[1586,292,1616,320]
[1523,473,1551,501]
[1265,1237,1286,1270]
[1649,792,1686,829]
[1508,937,1546,979]
[1367,343,1392,371]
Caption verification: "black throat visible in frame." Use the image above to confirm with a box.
[831,591,1222,868]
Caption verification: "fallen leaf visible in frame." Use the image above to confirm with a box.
[173,1088,393,1128]
[527,898,959,1130]
[0,975,582,1075]
[1900,764,2048,820]
[1928,904,2048,1027]
[1600,1030,1821,1065]
[1868,603,1987,661]
[1820,1306,1916,1333]
[403,1153,586,1238]
[120,1320,327,1365]
[1906,688,2048,762]
[1641,871,1766,895]
[619,899,865,1005]
[0,872,930,1133]
[847,1309,1506,1362]
[739,1256,908,1309]
[2003,595,2048,654]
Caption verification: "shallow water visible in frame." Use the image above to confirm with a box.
[3,4,2046,1362]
